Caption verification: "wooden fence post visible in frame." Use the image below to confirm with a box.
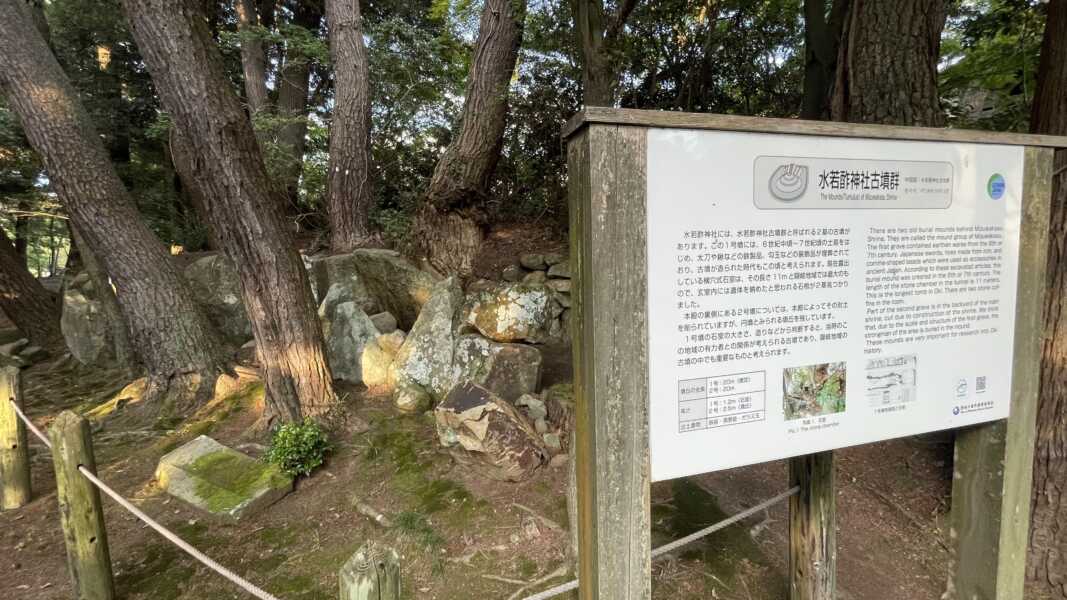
[568,123,652,600]
[339,543,400,600]
[789,451,836,600]
[947,146,1052,599]
[0,365,30,510]
[50,410,114,600]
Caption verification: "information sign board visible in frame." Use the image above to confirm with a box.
[647,128,1024,480]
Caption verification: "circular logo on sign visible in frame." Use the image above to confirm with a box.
[768,163,809,202]
[987,174,1006,200]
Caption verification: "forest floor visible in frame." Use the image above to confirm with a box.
[0,224,951,600]
[1,348,951,600]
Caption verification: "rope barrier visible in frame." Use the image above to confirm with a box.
[10,398,51,449]
[11,399,798,600]
[523,485,801,600]
[8,399,282,600]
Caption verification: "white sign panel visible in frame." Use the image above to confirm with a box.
[647,128,1024,481]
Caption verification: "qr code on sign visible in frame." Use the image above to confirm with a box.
[976,376,986,393]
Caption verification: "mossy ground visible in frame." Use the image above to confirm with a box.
[5,365,792,600]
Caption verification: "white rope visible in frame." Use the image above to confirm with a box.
[523,485,801,600]
[77,466,283,600]
[9,398,52,449]
[8,399,281,600]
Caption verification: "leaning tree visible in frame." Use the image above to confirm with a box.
[121,0,341,424]
[411,0,528,277]
[0,0,227,411]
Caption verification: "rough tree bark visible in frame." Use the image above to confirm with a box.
[235,0,271,116]
[0,0,225,410]
[800,0,850,120]
[569,0,638,107]
[324,0,374,251]
[0,228,62,353]
[275,1,322,209]
[1029,2,1067,596]
[412,0,527,277]
[122,0,340,423]
[830,0,948,126]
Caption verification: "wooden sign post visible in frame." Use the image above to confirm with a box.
[564,108,1060,600]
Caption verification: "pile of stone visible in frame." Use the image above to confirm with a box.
[499,252,572,337]
[62,245,569,483]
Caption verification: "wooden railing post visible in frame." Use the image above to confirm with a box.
[50,410,115,600]
[0,365,30,510]
[789,451,836,600]
[340,543,400,600]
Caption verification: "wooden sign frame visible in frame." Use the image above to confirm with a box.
[564,107,1061,600]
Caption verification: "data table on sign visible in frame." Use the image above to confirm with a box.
[677,371,767,433]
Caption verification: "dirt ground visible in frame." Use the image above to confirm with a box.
[1,344,951,600]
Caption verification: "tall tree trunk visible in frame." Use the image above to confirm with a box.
[13,201,30,259]
[274,1,322,210]
[569,0,638,107]
[122,0,340,424]
[830,0,948,126]
[69,225,137,372]
[413,0,527,277]
[235,0,270,116]
[324,0,374,251]
[0,228,62,353]
[800,0,850,120]
[1029,2,1067,597]
[0,0,225,413]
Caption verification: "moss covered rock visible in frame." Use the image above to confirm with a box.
[392,277,463,406]
[155,436,292,519]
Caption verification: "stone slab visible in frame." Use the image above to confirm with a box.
[155,436,292,519]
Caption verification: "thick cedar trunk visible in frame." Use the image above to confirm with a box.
[830,0,948,126]
[122,0,339,423]
[1029,2,1067,596]
[569,0,638,107]
[324,0,374,252]
[275,1,322,209]
[0,0,225,398]
[800,0,850,120]
[0,228,62,353]
[235,0,271,115]
[69,225,136,371]
[414,0,527,277]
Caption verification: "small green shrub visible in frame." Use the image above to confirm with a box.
[264,418,332,477]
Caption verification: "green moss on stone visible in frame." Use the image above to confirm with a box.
[186,450,290,514]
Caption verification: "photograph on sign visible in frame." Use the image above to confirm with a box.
[646,128,1023,481]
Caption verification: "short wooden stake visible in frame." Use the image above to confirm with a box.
[339,543,400,600]
[789,451,836,600]
[50,411,114,600]
[0,365,31,510]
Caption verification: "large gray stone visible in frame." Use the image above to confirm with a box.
[321,301,379,384]
[183,254,253,345]
[434,382,546,481]
[318,281,376,324]
[453,334,542,402]
[60,287,110,366]
[392,277,463,404]
[465,283,562,344]
[313,249,437,330]
[155,436,292,519]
